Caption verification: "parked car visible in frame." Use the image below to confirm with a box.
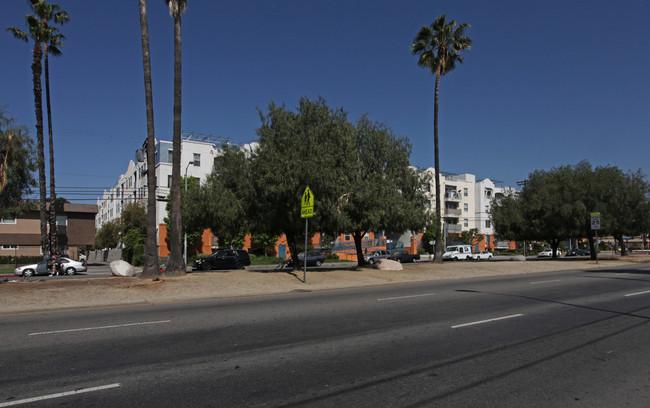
[192,249,251,271]
[14,257,87,277]
[537,249,562,257]
[472,250,493,260]
[566,248,590,256]
[387,250,420,263]
[442,245,473,261]
[286,250,325,267]
[364,250,391,264]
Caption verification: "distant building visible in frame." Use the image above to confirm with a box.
[0,203,97,259]
[421,168,517,250]
[96,133,242,256]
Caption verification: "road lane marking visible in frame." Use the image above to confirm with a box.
[624,289,650,297]
[529,279,562,285]
[452,314,524,329]
[28,320,171,336]
[0,383,121,407]
[377,293,436,301]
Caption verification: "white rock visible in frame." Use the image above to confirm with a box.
[375,259,403,271]
[510,255,526,261]
[110,260,136,277]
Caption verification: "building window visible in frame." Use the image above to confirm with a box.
[1,245,18,250]
[168,149,174,164]
[464,218,468,227]
[56,216,67,226]
[463,203,468,212]
[193,177,200,187]
[344,234,351,241]
[0,216,17,224]
[168,175,173,188]
[193,153,201,167]
[463,188,468,197]
[485,220,491,228]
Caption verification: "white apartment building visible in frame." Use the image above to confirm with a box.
[422,168,516,249]
[96,134,229,232]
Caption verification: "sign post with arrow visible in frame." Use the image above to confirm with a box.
[300,187,314,283]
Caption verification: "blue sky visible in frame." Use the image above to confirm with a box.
[2,0,649,203]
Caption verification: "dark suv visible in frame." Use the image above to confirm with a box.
[193,249,251,271]
[286,250,325,267]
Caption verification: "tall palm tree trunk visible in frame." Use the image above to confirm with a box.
[31,42,48,256]
[166,12,185,275]
[433,72,442,263]
[45,45,57,255]
[138,0,160,276]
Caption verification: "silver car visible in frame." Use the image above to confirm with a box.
[14,257,87,277]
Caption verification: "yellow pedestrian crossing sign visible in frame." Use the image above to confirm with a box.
[301,186,314,218]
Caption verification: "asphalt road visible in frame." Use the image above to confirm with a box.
[1,264,649,407]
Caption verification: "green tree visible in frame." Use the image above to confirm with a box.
[95,220,120,249]
[459,228,480,245]
[411,15,472,263]
[120,202,147,238]
[123,229,145,265]
[164,0,187,276]
[0,108,37,217]
[251,97,356,269]
[251,233,279,256]
[339,116,428,265]
[597,168,650,256]
[138,0,160,276]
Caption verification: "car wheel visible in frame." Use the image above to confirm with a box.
[201,262,212,271]
[23,269,35,277]
[235,261,244,269]
[453,257,459,261]
[315,260,322,267]
[368,259,374,264]
[396,258,402,263]
[65,267,76,275]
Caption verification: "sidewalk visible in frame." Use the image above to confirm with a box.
[1,258,646,314]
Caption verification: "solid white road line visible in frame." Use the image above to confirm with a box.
[529,279,562,285]
[28,320,171,336]
[0,383,121,407]
[624,289,650,297]
[377,293,436,301]
[452,314,524,329]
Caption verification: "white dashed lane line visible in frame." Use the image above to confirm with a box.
[624,289,650,297]
[28,320,171,336]
[451,314,524,329]
[529,279,562,285]
[377,293,436,302]
[0,383,121,407]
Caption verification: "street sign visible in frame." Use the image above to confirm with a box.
[590,212,601,230]
[301,186,314,218]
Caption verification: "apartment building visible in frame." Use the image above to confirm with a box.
[96,134,231,247]
[0,203,97,259]
[422,168,517,250]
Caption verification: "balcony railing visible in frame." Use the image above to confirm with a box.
[446,223,462,232]
[445,191,462,202]
[444,208,462,217]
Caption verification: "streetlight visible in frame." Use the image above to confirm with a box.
[184,161,194,266]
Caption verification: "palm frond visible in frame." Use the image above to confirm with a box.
[6,26,29,42]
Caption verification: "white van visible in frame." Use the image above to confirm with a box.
[443,245,473,260]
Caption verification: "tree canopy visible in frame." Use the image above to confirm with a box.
[184,97,427,267]
[490,161,650,257]
[0,108,37,217]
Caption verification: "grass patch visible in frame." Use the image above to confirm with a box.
[0,266,15,274]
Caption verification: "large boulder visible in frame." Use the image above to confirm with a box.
[375,259,403,271]
[110,260,136,277]
[510,255,526,261]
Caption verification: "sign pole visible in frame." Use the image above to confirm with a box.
[300,186,314,284]
[304,218,308,283]
[591,212,601,265]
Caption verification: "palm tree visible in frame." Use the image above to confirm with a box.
[138,0,160,276]
[411,15,472,263]
[32,0,69,255]
[165,0,187,275]
[7,7,48,255]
